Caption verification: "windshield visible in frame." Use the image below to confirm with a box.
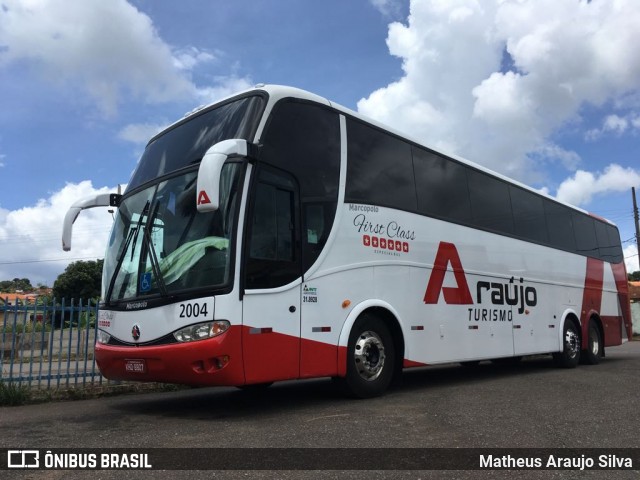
[102,163,243,303]
[127,94,264,191]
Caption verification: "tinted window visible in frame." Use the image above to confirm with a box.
[346,119,417,211]
[606,224,624,264]
[245,168,300,289]
[572,214,598,257]
[129,95,264,191]
[412,147,472,223]
[510,186,548,244]
[261,100,340,272]
[545,202,576,252]
[467,170,514,234]
[594,221,616,262]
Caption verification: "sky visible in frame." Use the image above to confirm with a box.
[0,0,639,287]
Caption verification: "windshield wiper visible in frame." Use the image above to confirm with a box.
[105,202,148,303]
[142,201,168,297]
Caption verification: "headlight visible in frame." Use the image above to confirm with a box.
[173,320,230,343]
[97,329,111,344]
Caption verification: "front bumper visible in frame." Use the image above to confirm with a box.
[95,325,244,386]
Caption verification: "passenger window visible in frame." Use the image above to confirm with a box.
[412,147,472,223]
[467,169,515,234]
[545,202,576,252]
[346,118,417,211]
[510,186,548,244]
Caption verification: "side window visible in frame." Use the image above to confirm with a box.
[510,186,548,244]
[467,169,515,234]
[412,147,472,223]
[260,100,340,272]
[346,118,417,211]
[572,213,598,257]
[606,224,623,264]
[245,168,300,289]
[545,201,576,252]
[595,221,615,262]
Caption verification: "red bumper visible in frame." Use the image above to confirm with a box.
[95,325,245,386]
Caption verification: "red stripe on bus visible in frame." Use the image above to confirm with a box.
[579,257,604,350]
[611,262,634,341]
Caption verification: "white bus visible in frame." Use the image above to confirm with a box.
[63,85,633,397]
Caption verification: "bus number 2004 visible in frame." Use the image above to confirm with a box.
[179,302,210,319]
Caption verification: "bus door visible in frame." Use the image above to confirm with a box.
[242,166,302,384]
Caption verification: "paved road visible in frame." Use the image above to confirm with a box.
[2,341,640,480]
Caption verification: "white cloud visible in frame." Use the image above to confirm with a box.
[555,164,640,207]
[358,0,640,181]
[586,113,640,141]
[624,245,639,274]
[0,154,5,167]
[370,0,404,19]
[172,46,216,71]
[0,181,115,286]
[196,75,254,104]
[0,0,249,116]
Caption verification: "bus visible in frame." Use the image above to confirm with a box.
[62,85,633,398]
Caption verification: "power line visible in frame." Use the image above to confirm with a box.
[0,256,102,266]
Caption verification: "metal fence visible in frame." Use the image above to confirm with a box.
[1,298,108,389]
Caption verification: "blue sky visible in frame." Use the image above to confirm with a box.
[0,0,639,286]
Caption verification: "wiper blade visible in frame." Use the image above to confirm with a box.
[143,201,168,297]
[130,201,149,261]
[106,200,149,303]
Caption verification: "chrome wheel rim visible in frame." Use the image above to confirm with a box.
[565,328,580,359]
[590,329,600,356]
[353,331,386,381]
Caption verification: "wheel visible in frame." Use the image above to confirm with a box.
[338,315,396,398]
[581,321,602,365]
[553,320,581,368]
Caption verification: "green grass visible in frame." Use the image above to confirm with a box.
[0,381,30,406]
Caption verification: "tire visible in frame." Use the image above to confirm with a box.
[338,315,396,398]
[581,321,602,365]
[553,320,581,368]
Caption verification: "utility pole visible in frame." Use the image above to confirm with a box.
[633,187,640,264]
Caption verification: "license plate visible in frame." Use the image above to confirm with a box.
[125,359,146,374]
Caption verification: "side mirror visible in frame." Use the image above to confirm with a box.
[196,139,253,213]
[62,191,122,251]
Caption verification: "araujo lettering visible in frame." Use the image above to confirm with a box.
[423,241,538,320]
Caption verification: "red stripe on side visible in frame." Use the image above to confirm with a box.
[403,359,427,368]
[611,262,634,341]
[580,257,604,350]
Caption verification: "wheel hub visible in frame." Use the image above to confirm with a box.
[565,329,580,359]
[353,331,386,381]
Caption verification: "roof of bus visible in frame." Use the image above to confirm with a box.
[179,84,611,226]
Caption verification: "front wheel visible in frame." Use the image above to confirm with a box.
[553,320,581,368]
[338,315,396,398]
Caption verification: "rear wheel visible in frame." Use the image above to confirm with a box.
[582,320,602,365]
[338,315,396,398]
[553,320,581,368]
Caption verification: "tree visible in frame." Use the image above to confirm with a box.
[629,271,640,281]
[53,260,104,301]
[0,278,33,292]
